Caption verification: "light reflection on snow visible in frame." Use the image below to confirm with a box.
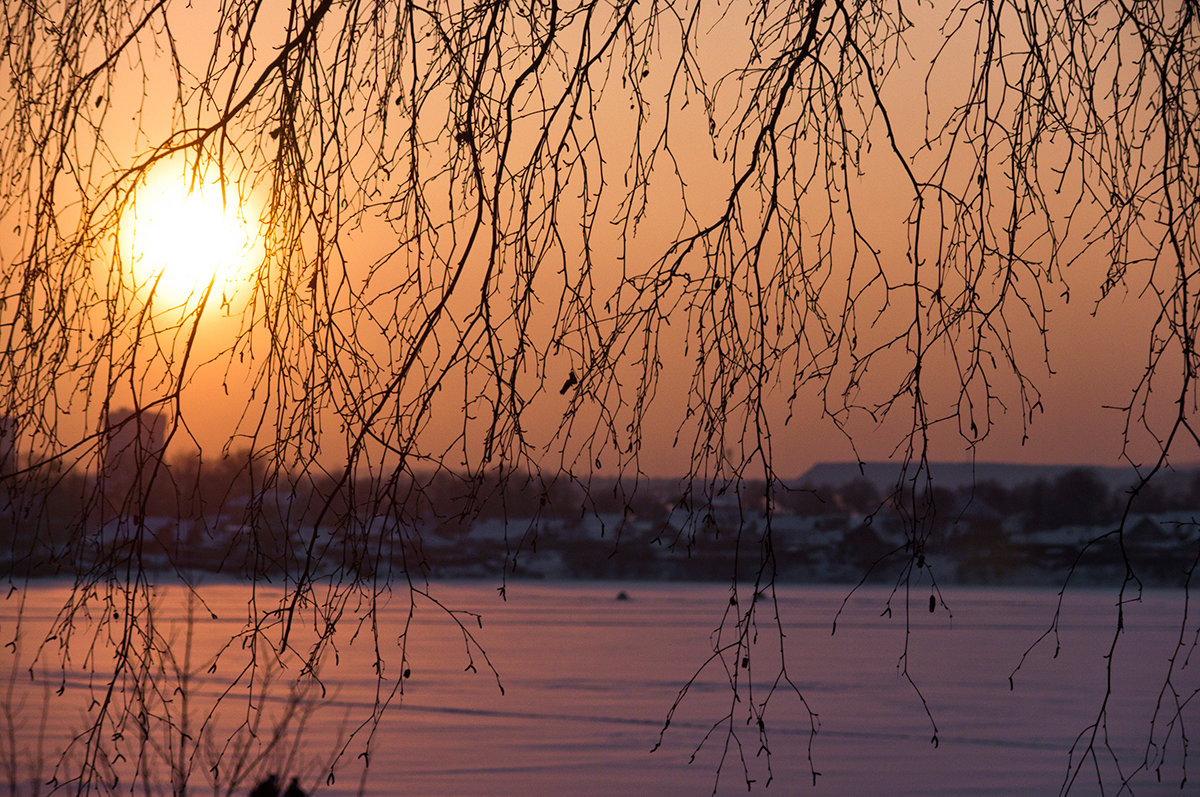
[3,582,1194,795]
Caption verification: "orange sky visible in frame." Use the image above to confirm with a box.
[2,0,1194,482]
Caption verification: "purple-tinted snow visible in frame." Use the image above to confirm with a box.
[3,581,1193,795]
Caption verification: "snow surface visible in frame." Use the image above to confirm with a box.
[4,581,1195,795]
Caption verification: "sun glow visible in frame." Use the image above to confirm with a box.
[120,163,263,305]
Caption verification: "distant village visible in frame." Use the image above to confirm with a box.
[2,411,1200,586]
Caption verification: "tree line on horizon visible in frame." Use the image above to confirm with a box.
[5,452,1198,584]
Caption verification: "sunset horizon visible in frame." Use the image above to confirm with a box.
[3,0,1199,792]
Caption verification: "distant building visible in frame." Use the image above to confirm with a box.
[0,415,17,475]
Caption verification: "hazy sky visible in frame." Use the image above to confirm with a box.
[3,0,1193,481]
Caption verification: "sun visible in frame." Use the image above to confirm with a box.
[120,161,263,305]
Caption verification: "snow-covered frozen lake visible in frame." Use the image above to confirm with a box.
[3,580,1197,795]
